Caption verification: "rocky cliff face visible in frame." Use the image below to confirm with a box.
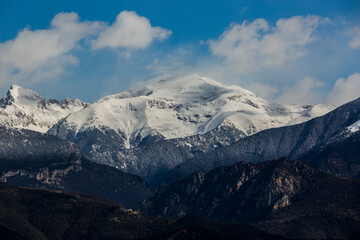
[141,158,319,221]
[140,158,360,239]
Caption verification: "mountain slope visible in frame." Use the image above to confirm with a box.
[140,158,360,239]
[0,85,88,133]
[0,183,169,240]
[0,126,153,208]
[0,183,283,240]
[163,97,360,183]
[48,74,334,181]
[300,131,360,178]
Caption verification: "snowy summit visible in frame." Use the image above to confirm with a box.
[0,85,89,132]
[49,74,335,148]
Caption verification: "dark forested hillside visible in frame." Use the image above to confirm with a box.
[0,127,154,208]
[0,183,284,240]
[141,158,360,239]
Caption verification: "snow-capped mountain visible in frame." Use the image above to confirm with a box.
[47,74,335,182]
[0,85,89,132]
[50,74,334,148]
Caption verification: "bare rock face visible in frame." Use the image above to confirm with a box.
[141,158,316,221]
[140,158,360,239]
[0,164,82,188]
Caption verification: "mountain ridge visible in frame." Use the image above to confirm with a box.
[0,126,154,208]
[0,182,284,240]
[49,74,335,148]
[161,96,360,184]
[0,85,89,133]
[44,74,335,181]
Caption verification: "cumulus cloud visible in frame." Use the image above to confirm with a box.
[327,73,360,106]
[348,27,360,49]
[92,11,172,50]
[0,12,103,86]
[276,77,325,104]
[208,15,327,73]
[0,11,172,87]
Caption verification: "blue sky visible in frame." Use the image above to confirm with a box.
[0,0,359,106]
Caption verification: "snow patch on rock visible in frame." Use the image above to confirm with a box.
[347,120,360,133]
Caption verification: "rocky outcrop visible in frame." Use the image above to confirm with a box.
[141,158,318,221]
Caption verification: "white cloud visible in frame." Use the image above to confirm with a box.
[0,12,103,86]
[0,11,172,87]
[208,15,327,73]
[327,73,360,106]
[145,45,196,77]
[92,11,172,50]
[276,77,324,104]
[247,82,278,99]
[348,27,360,49]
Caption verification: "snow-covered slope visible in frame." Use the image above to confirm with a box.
[347,120,360,133]
[0,85,89,132]
[51,74,335,148]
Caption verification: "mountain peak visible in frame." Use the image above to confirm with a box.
[149,74,260,104]
[0,85,88,133]
[102,74,256,104]
[50,74,335,152]
[10,85,44,105]
[1,85,44,108]
[9,84,25,90]
[154,74,222,87]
